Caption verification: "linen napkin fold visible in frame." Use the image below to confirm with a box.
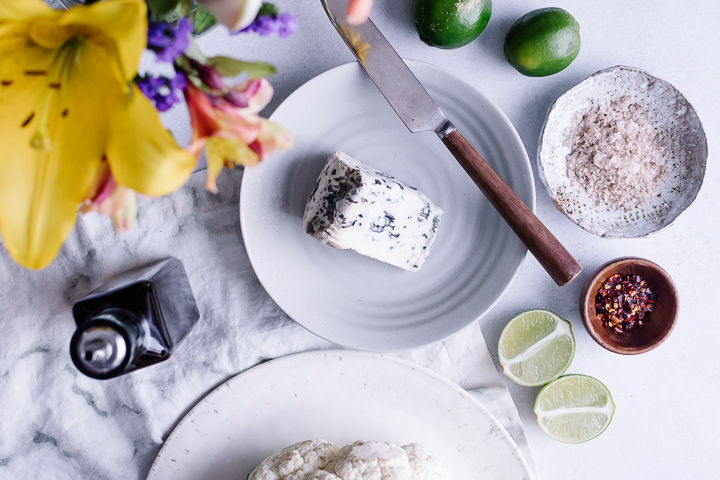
[0,168,536,480]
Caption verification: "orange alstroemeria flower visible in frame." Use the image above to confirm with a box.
[184,78,292,193]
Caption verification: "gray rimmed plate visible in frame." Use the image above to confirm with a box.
[538,65,707,238]
[240,60,534,352]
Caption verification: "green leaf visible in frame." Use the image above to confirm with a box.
[147,0,181,17]
[257,2,280,18]
[193,4,217,35]
[183,38,208,63]
[206,57,277,79]
[179,0,197,17]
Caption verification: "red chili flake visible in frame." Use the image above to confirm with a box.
[595,273,657,334]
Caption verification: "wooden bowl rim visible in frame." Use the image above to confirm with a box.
[580,257,679,355]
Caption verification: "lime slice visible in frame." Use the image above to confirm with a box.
[498,309,575,386]
[534,375,616,443]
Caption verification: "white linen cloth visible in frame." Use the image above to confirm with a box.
[0,169,536,479]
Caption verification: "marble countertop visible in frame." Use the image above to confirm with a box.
[2,0,719,479]
[171,0,720,478]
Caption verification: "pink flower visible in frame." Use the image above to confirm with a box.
[81,163,138,233]
[184,78,292,193]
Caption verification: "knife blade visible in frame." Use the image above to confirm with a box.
[322,1,448,134]
[321,0,582,286]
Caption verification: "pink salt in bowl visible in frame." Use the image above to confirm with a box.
[537,65,707,238]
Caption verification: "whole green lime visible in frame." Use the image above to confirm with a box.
[412,0,492,50]
[504,7,580,77]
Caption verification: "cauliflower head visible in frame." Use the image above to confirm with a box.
[248,440,452,480]
[249,440,340,480]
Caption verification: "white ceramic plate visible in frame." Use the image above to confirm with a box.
[240,61,534,351]
[147,351,533,480]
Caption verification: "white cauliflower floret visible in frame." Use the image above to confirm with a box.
[248,440,453,480]
[333,441,412,480]
[249,440,340,480]
[401,444,452,480]
[307,470,341,480]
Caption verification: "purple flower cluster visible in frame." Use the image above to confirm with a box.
[235,12,297,38]
[147,17,192,63]
[136,73,187,112]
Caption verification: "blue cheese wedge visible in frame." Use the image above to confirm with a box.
[303,152,443,271]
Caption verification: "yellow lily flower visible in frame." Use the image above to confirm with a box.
[0,0,196,269]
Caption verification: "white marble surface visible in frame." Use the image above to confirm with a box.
[0,169,534,479]
[173,0,720,479]
[1,0,719,479]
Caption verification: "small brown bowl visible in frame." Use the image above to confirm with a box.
[580,257,678,354]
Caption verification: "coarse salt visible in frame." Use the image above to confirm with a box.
[565,96,667,210]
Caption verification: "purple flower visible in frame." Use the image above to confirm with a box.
[136,75,164,99]
[169,73,187,92]
[239,15,275,36]
[136,73,187,112]
[276,12,297,38]
[233,11,297,37]
[147,18,192,63]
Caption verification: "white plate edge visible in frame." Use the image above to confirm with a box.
[146,350,534,480]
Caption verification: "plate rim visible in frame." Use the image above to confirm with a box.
[240,59,535,351]
[147,350,533,479]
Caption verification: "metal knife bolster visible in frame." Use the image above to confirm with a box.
[435,119,456,139]
[322,0,456,138]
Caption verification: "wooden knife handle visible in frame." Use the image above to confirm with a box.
[441,128,582,286]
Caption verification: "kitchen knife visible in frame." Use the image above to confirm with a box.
[321,0,582,286]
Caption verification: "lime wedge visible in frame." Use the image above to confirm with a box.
[534,375,615,443]
[498,309,575,386]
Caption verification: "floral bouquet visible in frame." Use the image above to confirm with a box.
[0,0,296,269]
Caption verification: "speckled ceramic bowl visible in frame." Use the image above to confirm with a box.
[538,66,707,238]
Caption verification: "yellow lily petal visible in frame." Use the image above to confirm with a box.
[106,86,196,197]
[27,16,74,50]
[0,0,50,21]
[205,135,259,193]
[26,0,145,83]
[60,0,146,82]
[0,41,112,268]
[0,0,159,269]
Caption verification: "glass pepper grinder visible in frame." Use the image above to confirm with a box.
[70,257,200,380]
